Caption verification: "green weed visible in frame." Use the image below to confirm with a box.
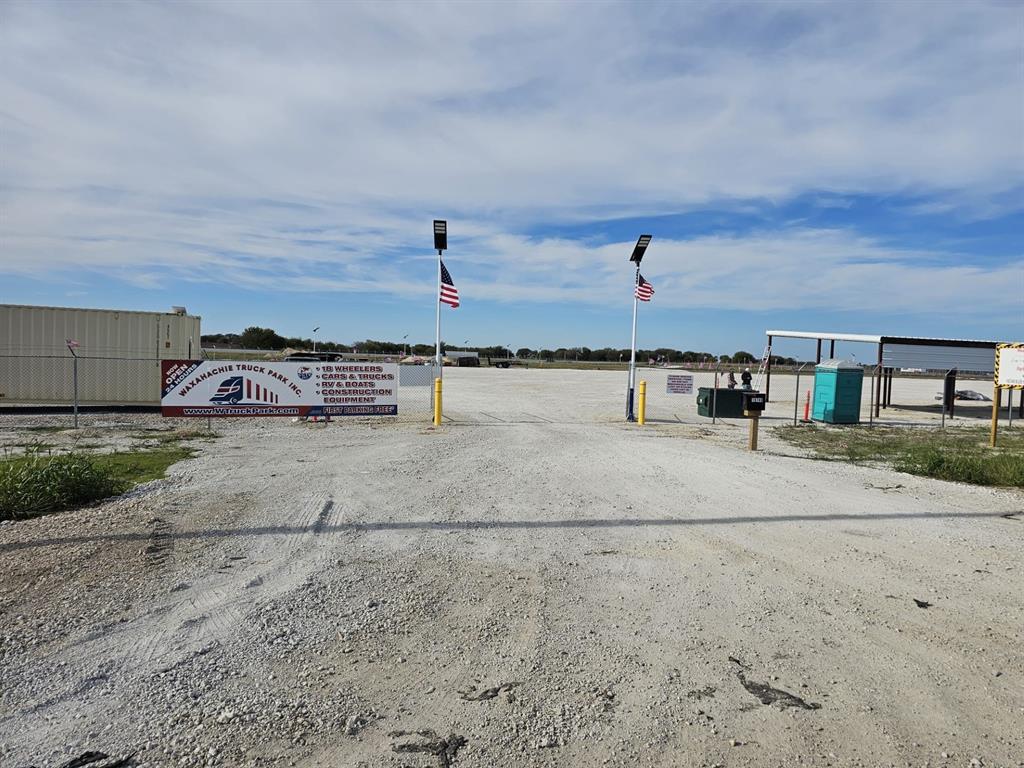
[776,425,1024,488]
[0,446,195,521]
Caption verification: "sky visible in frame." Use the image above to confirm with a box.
[1,0,1022,359]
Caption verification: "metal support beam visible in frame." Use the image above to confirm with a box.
[816,338,822,364]
[765,334,773,402]
[829,339,835,358]
[886,368,894,407]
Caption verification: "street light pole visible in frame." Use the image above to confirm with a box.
[625,235,652,422]
[627,265,639,420]
[433,220,447,378]
[312,326,320,353]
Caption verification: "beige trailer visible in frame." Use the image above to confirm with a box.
[0,304,201,405]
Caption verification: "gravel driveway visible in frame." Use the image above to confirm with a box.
[1,371,1022,767]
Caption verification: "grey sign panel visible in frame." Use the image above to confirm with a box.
[882,344,995,373]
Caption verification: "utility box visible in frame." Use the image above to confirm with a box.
[812,359,864,424]
[697,387,760,419]
[742,391,766,415]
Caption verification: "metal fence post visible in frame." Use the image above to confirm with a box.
[868,365,876,427]
[72,354,79,429]
[712,364,720,425]
[793,362,808,426]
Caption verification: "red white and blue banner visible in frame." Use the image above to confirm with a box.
[161,360,398,417]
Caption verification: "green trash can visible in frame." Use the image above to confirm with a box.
[697,387,751,418]
[812,359,864,424]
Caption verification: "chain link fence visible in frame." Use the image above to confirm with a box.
[637,367,733,425]
[639,364,1020,429]
[0,355,438,424]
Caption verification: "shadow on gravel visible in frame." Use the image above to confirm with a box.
[1,509,1018,553]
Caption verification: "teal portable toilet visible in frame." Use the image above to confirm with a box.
[812,359,864,424]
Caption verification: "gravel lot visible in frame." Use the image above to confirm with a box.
[1,369,1022,767]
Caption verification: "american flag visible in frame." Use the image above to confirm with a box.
[635,274,654,302]
[440,260,459,308]
[66,339,80,349]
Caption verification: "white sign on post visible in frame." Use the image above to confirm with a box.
[666,374,694,395]
[996,344,1024,389]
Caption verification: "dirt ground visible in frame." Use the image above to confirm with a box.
[1,368,1022,768]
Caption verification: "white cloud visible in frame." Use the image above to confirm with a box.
[458,230,1024,314]
[0,0,1021,320]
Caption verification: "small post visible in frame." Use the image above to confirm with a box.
[868,365,875,426]
[1007,389,1013,429]
[433,377,443,426]
[748,415,759,451]
[712,368,719,425]
[66,339,80,429]
[990,384,1000,447]
[793,362,807,426]
[72,355,79,429]
[638,380,647,425]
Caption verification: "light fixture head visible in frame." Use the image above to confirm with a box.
[433,219,448,251]
[629,234,653,264]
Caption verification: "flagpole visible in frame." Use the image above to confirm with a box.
[435,249,443,379]
[626,264,639,421]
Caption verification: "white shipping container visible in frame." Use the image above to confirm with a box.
[0,304,201,405]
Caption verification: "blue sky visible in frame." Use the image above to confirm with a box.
[1,0,1021,357]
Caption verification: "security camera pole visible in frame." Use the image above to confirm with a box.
[626,234,653,421]
[433,219,447,378]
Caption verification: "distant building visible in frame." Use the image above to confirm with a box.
[0,303,200,405]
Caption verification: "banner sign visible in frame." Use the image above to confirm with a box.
[161,360,398,417]
[666,374,694,395]
[995,343,1024,389]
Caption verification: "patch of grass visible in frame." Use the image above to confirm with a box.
[0,452,124,521]
[0,446,195,521]
[129,428,216,443]
[776,424,1024,488]
[93,446,195,486]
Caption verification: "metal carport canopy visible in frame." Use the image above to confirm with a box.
[765,330,999,371]
[762,330,1001,406]
[765,330,882,345]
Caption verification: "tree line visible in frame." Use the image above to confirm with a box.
[201,327,801,365]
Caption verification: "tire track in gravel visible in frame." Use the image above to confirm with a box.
[5,477,344,728]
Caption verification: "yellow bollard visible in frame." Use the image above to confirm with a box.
[433,377,443,426]
[638,380,646,425]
